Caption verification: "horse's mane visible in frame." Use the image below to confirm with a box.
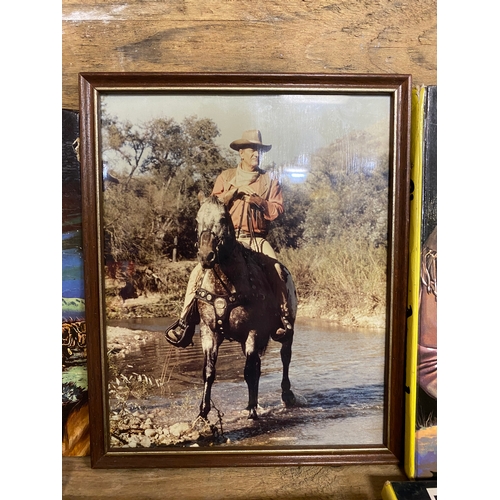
[204,194,224,207]
[198,192,219,204]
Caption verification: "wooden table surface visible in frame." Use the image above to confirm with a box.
[62,456,407,499]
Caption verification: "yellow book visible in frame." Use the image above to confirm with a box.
[404,86,437,479]
[381,480,437,500]
[404,85,425,479]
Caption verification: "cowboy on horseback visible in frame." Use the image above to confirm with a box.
[165,130,294,347]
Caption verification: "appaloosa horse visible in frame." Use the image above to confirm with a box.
[192,195,297,420]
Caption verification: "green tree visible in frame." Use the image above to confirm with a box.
[303,129,389,247]
[267,181,310,251]
[101,115,233,264]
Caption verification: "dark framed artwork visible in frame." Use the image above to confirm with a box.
[79,73,411,468]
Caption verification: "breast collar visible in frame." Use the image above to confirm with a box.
[195,259,266,337]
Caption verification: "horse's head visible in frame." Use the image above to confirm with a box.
[196,195,236,269]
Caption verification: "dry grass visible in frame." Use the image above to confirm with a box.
[279,238,387,327]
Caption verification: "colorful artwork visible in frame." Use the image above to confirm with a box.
[62,109,90,456]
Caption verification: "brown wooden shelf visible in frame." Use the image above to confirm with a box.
[63,456,406,499]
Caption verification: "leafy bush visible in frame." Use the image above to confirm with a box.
[280,236,387,324]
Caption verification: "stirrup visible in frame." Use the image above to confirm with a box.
[272,316,293,341]
[165,318,195,348]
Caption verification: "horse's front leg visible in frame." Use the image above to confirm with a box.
[199,324,221,420]
[279,334,296,407]
[243,332,261,420]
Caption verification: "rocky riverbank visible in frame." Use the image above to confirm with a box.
[107,326,223,448]
[109,406,225,448]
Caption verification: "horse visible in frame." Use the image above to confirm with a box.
[192,194,297,420]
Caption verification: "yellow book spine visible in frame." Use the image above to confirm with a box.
[404,86,425,479]
[381,481,399,500]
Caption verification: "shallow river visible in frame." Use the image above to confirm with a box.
[108,317,386,447]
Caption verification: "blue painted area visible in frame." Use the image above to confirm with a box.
[62,280,84,299]
[62,245,85,299]
[62,230,80,241]
[416,428,438,478]
[417,450,438,478]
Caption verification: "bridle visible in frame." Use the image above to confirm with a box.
[197,216,237,267]
[197,227,224,267]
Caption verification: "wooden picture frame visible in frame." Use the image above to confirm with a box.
[79,72,411,468]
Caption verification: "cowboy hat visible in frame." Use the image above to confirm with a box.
[229,130,272,152]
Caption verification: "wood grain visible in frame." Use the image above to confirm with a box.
[62,0,436,109]
[63,456,406,499]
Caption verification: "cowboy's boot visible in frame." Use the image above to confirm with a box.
[267,263,294,341]
[165,299,199,348]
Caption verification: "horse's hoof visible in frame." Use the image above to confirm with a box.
[247,410,259,420]
[197,411,210,422]
[282,390,296,407]
[194,414,210,425]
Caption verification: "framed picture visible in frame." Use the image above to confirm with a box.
[79,72,411,468]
